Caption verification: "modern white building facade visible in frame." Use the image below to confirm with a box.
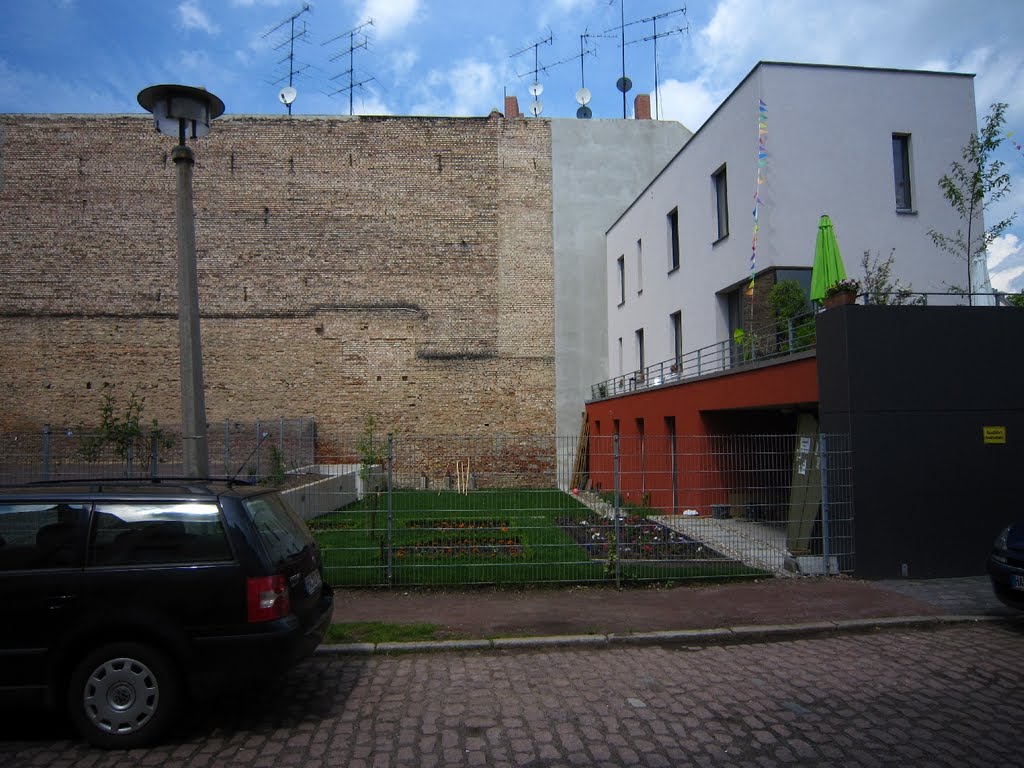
[604,62,980,382]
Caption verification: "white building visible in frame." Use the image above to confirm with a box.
[604,62,980,383]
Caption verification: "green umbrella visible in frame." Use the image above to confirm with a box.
[809,214,847,302]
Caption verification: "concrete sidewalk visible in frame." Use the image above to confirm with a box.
[321,575,1021,654]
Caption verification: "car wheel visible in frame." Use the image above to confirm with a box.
[67,642,180,749]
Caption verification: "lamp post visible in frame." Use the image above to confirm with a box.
[137,85,224,479]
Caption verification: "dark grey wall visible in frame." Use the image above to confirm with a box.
[817,305,1024,578]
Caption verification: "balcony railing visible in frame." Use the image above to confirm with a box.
[590,310,817,401]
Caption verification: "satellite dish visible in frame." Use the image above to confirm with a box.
[529,81,544,97]
[575,87,592,106]
[576,106,592,119]
[278,86,298,106]
[529,100,544,117]
[616,76,633,93]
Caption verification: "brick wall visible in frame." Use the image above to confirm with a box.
[0,113,555,438]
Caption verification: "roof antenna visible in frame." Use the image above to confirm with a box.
[230,431,271,484]
[264,3,312,115]
[510,30,554,117]
[323,19,376,116]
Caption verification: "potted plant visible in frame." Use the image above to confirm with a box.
[824,278,860,308]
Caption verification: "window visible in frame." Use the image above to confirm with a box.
[617,337,623,375]
[667,208,680,271]
[713,165,729,240]
[636,328,646,375]
[91,502,231,566]
[636,239,643,293]
[893,134,913,211]
[617,255,625,305]
[0,502,88,570]
[670,311,683,367]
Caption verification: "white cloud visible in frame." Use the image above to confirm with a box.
[356,0,419,40]
[389,48,420,84]
[988,234,1024,292]
[656,78,725,131]
[410,58,497,117]
[178,0,219,34]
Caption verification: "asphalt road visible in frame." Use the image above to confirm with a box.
[2,621,1022,767]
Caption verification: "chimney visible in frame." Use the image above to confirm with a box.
[634,94,652,120]
[504,95,521,118]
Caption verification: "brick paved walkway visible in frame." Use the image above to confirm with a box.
[3,622,1022,766]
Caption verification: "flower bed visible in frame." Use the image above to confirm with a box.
[393,536,523,560]
[557,512,733,561]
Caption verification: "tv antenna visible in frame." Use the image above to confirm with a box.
[625,7,688,119]
[263,2,312,115]
[510,31,553,117]
[573,29,611,118]
[323,19,376,116]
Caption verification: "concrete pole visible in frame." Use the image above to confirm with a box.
[172,143,210,478]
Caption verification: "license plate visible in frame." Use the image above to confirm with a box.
[1012,574,1024,592]
[304,569,322,595]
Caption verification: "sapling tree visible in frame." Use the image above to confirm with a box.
[860,249,923,305]
[929,102,1016,302]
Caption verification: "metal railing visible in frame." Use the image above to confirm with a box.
[592,310,817,401]
[0,417,316,484]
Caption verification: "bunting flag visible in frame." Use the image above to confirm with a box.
[749,99,768,296]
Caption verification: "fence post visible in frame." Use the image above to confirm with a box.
[613,433,621,589]
[42,424,51,481]
[278,417,284,458]
[224,421,230,476]
[787,318,795,351]
[254,421,262,478]
[126,439,134,479]
[310,417,316,468]
[150,433,159,479]
[820,434,831,575]
[386,433,394,587]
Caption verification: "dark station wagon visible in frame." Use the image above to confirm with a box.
[0,479,333,748]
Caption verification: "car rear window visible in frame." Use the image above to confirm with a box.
[90,501,232,566]
[0,502,89,570]
[243,494,314,564]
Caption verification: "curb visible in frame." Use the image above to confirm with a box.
[315,613,1018,656]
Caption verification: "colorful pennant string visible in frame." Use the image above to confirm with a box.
[749,99,768,295]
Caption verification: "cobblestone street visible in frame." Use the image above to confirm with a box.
[2,622,1022,767]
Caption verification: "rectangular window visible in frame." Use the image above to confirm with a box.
[713,165,729,240]
[667,208,680,271]
[91,502,231,566]
[670,311,682,368]
[617,337,623,376]
[893,134,913,211]
[636,239,643,293]
[0,502,88,570]
[636,328,645,376]
[617,255,625,305]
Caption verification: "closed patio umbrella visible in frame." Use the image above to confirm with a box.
[809,214,847,303]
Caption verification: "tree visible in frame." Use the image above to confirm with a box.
[768,279,815,351]
[860,249,923,305]
[929,102,1016,303]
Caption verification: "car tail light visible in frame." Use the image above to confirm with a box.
[247,575,290,623]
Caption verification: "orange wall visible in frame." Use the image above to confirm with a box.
[584,357,818,514]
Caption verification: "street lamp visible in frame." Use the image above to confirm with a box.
[137,84,224,479]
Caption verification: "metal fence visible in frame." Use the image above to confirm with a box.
[0,417,315,484]
[0,427,853,586]
[299,432,854,587]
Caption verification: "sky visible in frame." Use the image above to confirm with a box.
[2,0,1024,293]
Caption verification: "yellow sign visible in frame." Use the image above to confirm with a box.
[983,426,1007,444]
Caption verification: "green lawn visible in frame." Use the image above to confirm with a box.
[309,489,766,586]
